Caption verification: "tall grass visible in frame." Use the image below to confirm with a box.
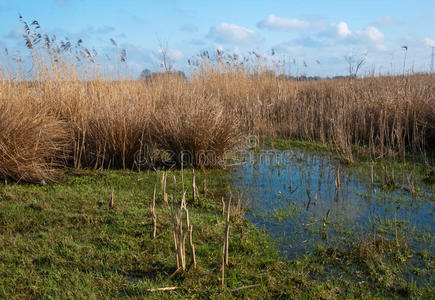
[0,22,433,182]
[0,92,70,183]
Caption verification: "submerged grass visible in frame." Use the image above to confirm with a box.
[263,137,435,197]
[0,170,432,299]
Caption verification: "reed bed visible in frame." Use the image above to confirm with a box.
[0,33,434,182]
[0,94,70,183]
[194,67,434,161]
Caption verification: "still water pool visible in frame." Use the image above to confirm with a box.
[231,150,434,259]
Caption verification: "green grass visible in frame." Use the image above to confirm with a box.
[261,137,332,153]
[0,169,433,299]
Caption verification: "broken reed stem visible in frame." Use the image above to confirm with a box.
[182,194,196,269]
[192,169,198,203]
[334,167,341,202]
[168,267,182,280]
[224,192,232,265]
[171,175,180,269]
[181,153,185,195]
[370,163,374,188]
[230,284,261,292]
[109,187,114,209]
[147,287,179,292]
[161,171,168,206]
[178,191,186,270]
[169,174,197,272]
[395,212,400,248]
[152,183,157,239]
[221,192,232,290]
[335,166,341,188]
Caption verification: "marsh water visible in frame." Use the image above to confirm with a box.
[231,149,434,259]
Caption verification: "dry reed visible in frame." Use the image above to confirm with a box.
[0,21,434,182]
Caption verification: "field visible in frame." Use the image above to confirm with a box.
[0,26,434,299]
[1,169,433,299]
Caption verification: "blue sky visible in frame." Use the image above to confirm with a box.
[0,0,434,76]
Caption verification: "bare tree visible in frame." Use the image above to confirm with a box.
[345,51,367,79]
[158,39,173,73]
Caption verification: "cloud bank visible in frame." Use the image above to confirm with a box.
[257,14,309,30]
[207,23,263,44]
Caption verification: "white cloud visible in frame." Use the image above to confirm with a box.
[157,48,184,61]
[374,44,389,52]
[272,20,391,72]
[257,14,309,30]
[207,23,263,44]
[356,26,384,43]
[214,44,224,51]
[335,22,352,38]
[319,22,384,48]
[168,49,184,61]
[424,37,435,47]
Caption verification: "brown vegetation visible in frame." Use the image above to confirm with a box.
[0,96,70,183]
[0,24,434,182]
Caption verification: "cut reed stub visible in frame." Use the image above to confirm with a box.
[192,169,199,203]
[161,171,168,206]
[221,191,232,290]
[203,178,207,196]
[109,188,114,209]
[152,183,157,239]
[170,175,197,272]
[224,192,232,265]
[170,175,180,269]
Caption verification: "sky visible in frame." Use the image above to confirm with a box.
[0,0,434,77]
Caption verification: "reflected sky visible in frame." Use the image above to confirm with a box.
[231,150,434,259]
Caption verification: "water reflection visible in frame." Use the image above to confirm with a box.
[231,150,434,259]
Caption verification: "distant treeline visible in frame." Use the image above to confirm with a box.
[139,69,187,81]
[138,69,374,81]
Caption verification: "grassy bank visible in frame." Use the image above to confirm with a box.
[0,169,432,299]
